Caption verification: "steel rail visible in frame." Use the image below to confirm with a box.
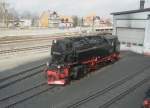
[0,82,46,102]
[0,64,44,82]
[99,76,150,108]
[65,65,150,108]
[0,36,64,44]
[0,64,45,89]
[2,85,56,108]
[0,32,79,45]
[0,45,50,54]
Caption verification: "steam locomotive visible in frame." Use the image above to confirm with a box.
[45,35,120,85]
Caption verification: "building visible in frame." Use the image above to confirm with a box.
[39,10,60,28]
[19,19,32,28]
[111,0,150,55]
[48,11,60,28]
[59,16,73,28]
[39,11,49,27]
[83,16,94,27]
[83,15,100,27]
[83,14,111,28]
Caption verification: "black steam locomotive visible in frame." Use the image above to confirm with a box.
[46,35,120,85]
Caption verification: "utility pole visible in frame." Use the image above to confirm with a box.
[81,17,84,27]
[92,16,95,32]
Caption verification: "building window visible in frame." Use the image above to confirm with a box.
[138,44,143,46]
[121,42,126,44]
[127,42,131,47]
[61,18,64,23]
[132,43,137,46]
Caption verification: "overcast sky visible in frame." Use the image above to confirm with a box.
[5,0,150,17]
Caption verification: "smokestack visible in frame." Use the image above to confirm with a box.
[140,0,145,9]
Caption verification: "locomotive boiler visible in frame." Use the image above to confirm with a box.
[45,35,120,85]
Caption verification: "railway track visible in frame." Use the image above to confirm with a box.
[0,83,57,108]
[99,74,150,108]
[0,82,46,102]
[0,36,63,45]
[0,45,50,55]
[0,35,73,55]
[0,63,56,108]
[0,32,109,55]
[63,64,150,108]
[0,57,116,108]
[0,32,109,45]
[0,52,147,108]
[0,32,79,45]
[0,64,45,89]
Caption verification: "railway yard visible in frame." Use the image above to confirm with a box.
[0,29,149,108]
[1,0,150,108]
[0,33,78,56]
[0,32,81,71]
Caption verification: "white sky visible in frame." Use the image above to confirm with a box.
[5,0,150,17]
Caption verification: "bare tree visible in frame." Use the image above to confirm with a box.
[0,1,19,27]
[31,13,39,27]
[0,2,9,27]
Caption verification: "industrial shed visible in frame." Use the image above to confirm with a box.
[111,7,150,54]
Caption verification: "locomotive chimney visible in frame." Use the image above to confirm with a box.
[140,0,145,9]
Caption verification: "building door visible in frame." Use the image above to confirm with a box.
[116,28,145,45]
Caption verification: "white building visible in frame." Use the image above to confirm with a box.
[112,2,150,55]
[48,11,60,28]
[59,16,73,28]
[20,19,32,28]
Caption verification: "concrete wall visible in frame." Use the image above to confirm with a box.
[113,11,150,54]
[144,17,150,54]
[113,12,150,35]
[120,44,143,54]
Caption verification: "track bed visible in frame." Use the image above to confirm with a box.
[0,52,150,108]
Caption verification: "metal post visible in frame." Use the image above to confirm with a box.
[92,16,95,32]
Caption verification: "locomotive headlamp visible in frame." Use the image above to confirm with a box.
[57,65,61,69]
[46,62,49,66]
[52,40,57,44]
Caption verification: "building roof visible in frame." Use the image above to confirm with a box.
[111,8,150,15]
